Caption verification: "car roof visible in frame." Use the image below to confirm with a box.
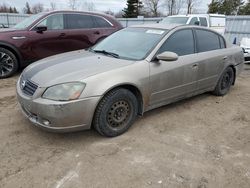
[129,24,208,31]
[130,24,181,30]
[129,24,224,36]
[44,10,115,19]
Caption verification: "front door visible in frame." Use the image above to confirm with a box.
[28,13,69,60]
[149,29,199,107]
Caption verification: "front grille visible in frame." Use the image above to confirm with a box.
[21,79,38,96]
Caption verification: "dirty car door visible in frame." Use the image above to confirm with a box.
[149,29,199,107]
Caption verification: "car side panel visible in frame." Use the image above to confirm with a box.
[196,49,226,90]
[148,55,198,109]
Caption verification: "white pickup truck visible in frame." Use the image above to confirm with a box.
[161,14,226,35]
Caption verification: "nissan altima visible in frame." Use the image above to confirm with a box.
[16,24,244,137]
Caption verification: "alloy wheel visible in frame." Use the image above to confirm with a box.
[0,51,14,77]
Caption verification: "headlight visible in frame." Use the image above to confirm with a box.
[42,82,86,101]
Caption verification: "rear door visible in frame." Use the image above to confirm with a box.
[194,28,227,90]
[63,13,114,50]
[149,29,199,106]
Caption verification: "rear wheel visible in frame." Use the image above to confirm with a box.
[0,48,18,79]
[93,88,138,137]
[213,67,234,96]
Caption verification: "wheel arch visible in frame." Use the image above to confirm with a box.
[229,65,236,85]
[99,84,144,116]
[0,41,22,68]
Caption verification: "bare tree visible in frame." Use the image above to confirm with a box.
[144,0,161,17]
[50,2,56,10]
[31,3,44,14]
[115,10,124,18]
[82,1,95,11]
[186,0,199,14]
[175,0,184,14]
[104,9,115,16]
[68,0,78,10]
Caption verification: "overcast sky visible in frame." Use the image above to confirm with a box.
[2,0,212,14]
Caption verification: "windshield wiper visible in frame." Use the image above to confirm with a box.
[92,50,120,58]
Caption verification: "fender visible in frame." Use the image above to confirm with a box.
[0,41,23,65]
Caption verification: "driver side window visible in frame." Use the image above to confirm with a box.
[158,29,195,56]
[37,14,64,30]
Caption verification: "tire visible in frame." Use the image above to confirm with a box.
[213,67,234,96]
[0,48,18,79]
[93,88,138,137]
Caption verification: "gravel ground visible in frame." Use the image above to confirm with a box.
[0,65,250,188]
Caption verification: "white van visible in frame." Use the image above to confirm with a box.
[161,14,226,35]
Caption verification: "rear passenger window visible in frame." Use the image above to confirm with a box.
[158,29,195,56]
[189,17,198,25]
[93,16,112,28]
[219,36,226,48]
[199,17,208,27]
[196,29,220,52]
[66,14,94,29]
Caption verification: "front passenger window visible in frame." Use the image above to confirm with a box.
[37,14,64,30]
[158,29,195,56]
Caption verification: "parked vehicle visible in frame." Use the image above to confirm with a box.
[240,37,250,63]
[0,11,123,78]
[161,14,226,35]
[17,24,244,137]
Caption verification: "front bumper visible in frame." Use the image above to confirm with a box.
[16,79,101,132]
[244,52,250,63]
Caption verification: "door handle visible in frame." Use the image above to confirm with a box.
[223,56,228,60]
[94,31,100,35]
[59,33,66,37]
[191,64,198,69]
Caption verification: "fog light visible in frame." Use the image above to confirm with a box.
[42,120,50,126]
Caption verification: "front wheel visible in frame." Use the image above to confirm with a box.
[93,88,138,137]
[213,67,234,96]
[0,48,18,79]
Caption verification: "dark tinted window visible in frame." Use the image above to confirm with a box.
[158,29,195,56]
[93,16,112,28]
[199,17,208,26]
[219,36,226,48]
[66,14,94,29]
[196,29,220,52]
[189,17,198,25]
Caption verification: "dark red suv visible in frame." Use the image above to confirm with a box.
[0,11,123,78]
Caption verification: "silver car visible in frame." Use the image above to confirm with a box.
[16,24,244,137]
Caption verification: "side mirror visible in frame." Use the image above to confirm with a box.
[35,25,47,33]
[242,48,246,53]
[194,21,200,25]
[156,51,178,61]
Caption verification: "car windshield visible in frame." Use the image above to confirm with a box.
[13,13,46,29]
[161,17,189,24]
[91,27,167,60]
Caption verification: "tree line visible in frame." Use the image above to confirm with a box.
[0,0,250,17]
[123,0,250,18]
[123,0,200,18]
[208,0,250,15]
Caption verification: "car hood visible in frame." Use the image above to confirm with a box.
[23,50,134,87]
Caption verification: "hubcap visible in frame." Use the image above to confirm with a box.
[107,100,131,129]
[221,72,231,90]
[0,52,14,77]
